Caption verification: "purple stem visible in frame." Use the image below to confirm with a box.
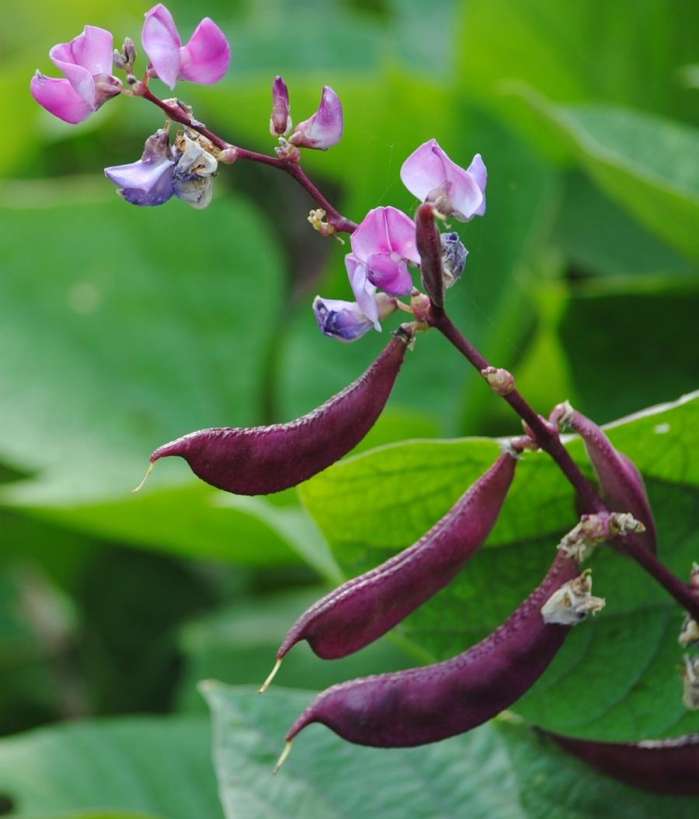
[139,86,356,233]
[428,306,699,623]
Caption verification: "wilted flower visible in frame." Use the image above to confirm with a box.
[313,293,396,342]
[289,86,343,150]
[346,207,419,310]
[105,130,218,209]
[401,138,487,221]
[142,3,231,89]
[30,25,121,124]
[441,231,468,286]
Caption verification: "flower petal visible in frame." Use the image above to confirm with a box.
[50,43,96,108]
[384,205,420,264]
[179,17,231,84]
[270,75,291,135]
[351,206,419,268]
[444,151,484,221]
[400,138,444,203]
[68,25,114,75]
[313,296,375,342]
[467,153,487,216]
[30,72,93,124]
[142,4,182,89]
[105,158,175,206]
[289,86,343,150]
[366,253,413,295]
[345,254,379,329]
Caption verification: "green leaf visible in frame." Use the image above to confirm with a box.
[553,173,699,279]
[204,683,699,819]
[0,190,327,568]
[300,391,699,740]
[457,0,699,154]
[499,720,699,819]
[0,717,220,819]
[203,683,521,819]
[521,94,699,261]
[558,278,699,423]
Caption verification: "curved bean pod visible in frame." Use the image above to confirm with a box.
[267,450,517,679]
[281,551,593,752]
[148,327,413,495]
[551,403,656,552]
[548,732,699,795]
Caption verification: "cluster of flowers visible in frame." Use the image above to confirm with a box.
[30,3,486,343]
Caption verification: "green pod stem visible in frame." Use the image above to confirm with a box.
[283,551,582,750]
[547,732,699,795]
[149,327,413,495]
[274,450,517,663]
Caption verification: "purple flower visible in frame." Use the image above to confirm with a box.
[104,128,176,206]
[313,297,375,342]
[289,86,343,150]
[30,25,121,124]
[142,4,231,89]
[400,138,487,221]
[313,294,396,342]
[270,75,291,136]
[346,207,419,303]
[105,130,218,209]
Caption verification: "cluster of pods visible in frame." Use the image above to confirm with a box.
[141,299,699,791]
[31,2,699,796]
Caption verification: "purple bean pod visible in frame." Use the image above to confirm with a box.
[279,551,595,754]
[547,732,699,795]
[551,403,657,552]
[263,450,517,687]
[415,203,445,307]
[148,326,413,495]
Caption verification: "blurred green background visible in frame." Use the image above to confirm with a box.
[1,0,698,816]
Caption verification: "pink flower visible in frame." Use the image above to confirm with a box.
[142,4,231,89]
[346,207,419,304]
[401,138,487,221]
[289,86,343,150]
[30,25,121,124]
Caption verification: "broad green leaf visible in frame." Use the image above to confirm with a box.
[203,683,521,819]
[521,94,699,261]
[553,173,699,279]
[300,391,699,740]
[457,0,699,155]
[0,717,220,819]
[176,589,413,712]
[499,720,699,819]
[0,190,328,568]
[204,683,699,819]
[558,278,699,423]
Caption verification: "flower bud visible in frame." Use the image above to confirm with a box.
[270,75,291,136]
[289,86,343,150]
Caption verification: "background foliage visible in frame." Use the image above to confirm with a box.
[1,0,698,816]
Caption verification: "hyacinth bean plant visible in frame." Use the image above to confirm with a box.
[30,2,699,804]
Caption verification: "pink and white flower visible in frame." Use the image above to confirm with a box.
[289,86,343,150]
[401,138,487,221]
